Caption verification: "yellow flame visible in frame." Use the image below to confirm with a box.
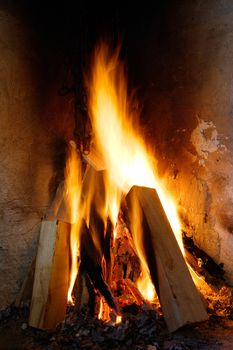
[98,298,103,320]
[87,42,184,299]
[137,273,155,301]
[64,143,83,303]
[116,315,122,324]
[129,190,155,301]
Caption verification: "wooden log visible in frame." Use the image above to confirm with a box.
[29,220,70,329]
[79,219,118,313]
[46,148,105,223]
[82,167,119,312]
[126,186,208,332]
[104,218,114,285]
[82,147,106,171]
[46,182,65,221]
[45,181,76,224]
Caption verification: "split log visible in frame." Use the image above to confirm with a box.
[45,164,116,315]
[81,167,117,311]
[46,182,65,221]
[126,186,208,332]
[46,182,76,224]
[29,220,70,329]
[46,147,106,223]
[82,147,106,171]
[79,219,118,313]
[104,218,114,285]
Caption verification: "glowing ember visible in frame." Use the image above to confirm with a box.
[98,298,104,320]
[98,297,111,321]
[116,315,122,324]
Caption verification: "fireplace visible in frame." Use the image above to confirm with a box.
[1,1,233,349]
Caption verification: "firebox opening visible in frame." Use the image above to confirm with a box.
[2,1,233,349]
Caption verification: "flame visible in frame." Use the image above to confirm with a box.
[64,143,83,303]
[86,42,184,300]
[98,298,103,320]
[137,273,155,301]
[116,315,122,324]
[98,297,110,321]
[129,189,155,301]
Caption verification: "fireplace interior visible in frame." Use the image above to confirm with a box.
[1,1,233,349]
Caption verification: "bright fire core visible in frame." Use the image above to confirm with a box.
[66,41,183,309]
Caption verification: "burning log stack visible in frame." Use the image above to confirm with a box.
[26,41,209,333]
[28,160,207,332]
[26,44,207,331]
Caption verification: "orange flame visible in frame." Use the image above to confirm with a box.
[64,143,83,303]
[86,42,183,300]
[98,298,103,320]
[63,42,202,310]
[129,188,155,301]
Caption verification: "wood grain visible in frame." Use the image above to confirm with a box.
[29,220,70,329]
[126,186,208,332]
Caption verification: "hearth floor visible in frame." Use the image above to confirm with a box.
[0,307,233,350]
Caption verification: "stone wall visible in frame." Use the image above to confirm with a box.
[0,8,73,310]
[141,0,233,283]
[2,0,233,311]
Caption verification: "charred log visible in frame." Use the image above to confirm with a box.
[79,219,118,313]
[183,234,225,287]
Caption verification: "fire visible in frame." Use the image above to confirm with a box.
[98,298,103,320]
[64,143,83,303]
[137,273,155,301]
[64,41,187,311]
[116,315,122,324]
[86,41,183,300]
[129,188,155,300]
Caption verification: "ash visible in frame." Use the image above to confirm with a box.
[0,305,196,350]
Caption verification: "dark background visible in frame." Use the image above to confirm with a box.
[0,0,195,172]
[11,0,169,87]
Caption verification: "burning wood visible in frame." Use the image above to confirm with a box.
[126,186,208,332]
[29,220,70,329]
[124,278,145,305]
[79,218,117,313]
[28,41,209,333]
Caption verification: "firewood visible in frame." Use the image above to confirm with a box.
[80,167,119,312]
[46,182,64,221]
[126,186,208,332]
[46,142,106,222]
[79,219,118,313]
[82,146,106,171]
[46,181,77,224]
[29,220,70,329]
[104,217,114,285]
